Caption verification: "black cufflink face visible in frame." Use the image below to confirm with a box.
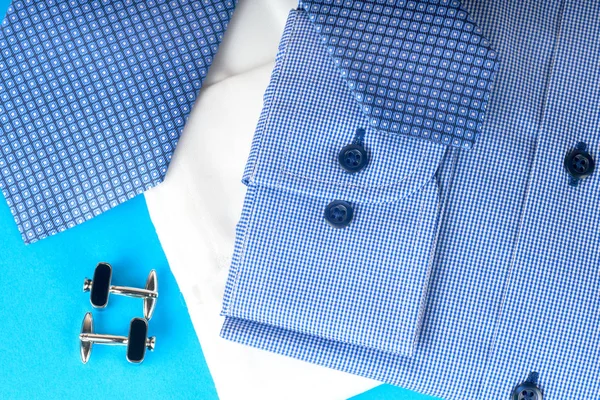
[127,318,151,363]
[88,262,112,308]
[79,312,155,364]
[83,263,158,320]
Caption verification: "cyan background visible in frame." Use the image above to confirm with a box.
[0,1,436,399]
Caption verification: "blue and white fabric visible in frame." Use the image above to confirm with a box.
[222,8,448,359]
[0,0,235,243]
[220,1,600,399]
[300,0,498,149]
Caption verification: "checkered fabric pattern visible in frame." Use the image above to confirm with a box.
[300,0,499,149]
[222,1,600,399]
[223,10,445,358]
[0,0,235,243]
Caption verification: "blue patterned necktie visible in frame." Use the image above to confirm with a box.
[300,0,498,149]
[0,0,236,243]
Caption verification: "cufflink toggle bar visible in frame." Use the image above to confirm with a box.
[83,262,158,320]
[79,312,155,364]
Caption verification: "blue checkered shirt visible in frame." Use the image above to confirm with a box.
[220,1,600,399]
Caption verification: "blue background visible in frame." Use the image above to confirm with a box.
[0,194,434,400]
[0,195,219,399]
[0,1,436,399]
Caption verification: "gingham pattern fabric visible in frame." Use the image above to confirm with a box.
[299,0,499,149]
[0,0,236,243]
[223,10,445,358]
[222,1,600,399]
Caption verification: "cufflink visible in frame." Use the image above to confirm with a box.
[79,312,156,364]
[83,263,158,320]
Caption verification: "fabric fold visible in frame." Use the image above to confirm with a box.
[221,0,501,380]
[221,8,446,359]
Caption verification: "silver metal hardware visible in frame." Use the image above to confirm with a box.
[83,263,158,320]
[79,312,155,364]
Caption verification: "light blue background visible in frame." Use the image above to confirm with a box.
[0,195,220,399]
[0,1,436,399]
[0,193,434,400]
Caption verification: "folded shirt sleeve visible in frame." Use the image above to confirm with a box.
[220,0,498,360]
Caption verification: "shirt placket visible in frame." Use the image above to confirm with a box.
[481,1,600,398]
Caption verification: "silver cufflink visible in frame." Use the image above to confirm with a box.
[79,312,156,364]
[83,262,158,320]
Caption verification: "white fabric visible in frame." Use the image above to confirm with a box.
[144,1,378,399]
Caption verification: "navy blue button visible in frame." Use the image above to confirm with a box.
[565,142,595,182]
[339,143,368,173]
[512,373,543,400]
[325,200,353,228]
[512,382,542,400]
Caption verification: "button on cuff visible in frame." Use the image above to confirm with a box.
[339,143,368,173]
[325,200,354,228]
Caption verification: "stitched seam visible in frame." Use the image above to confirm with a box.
[222,186,258,315]
[404,176,438,356]
[279,166,424,190]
